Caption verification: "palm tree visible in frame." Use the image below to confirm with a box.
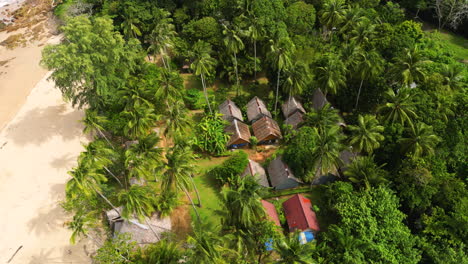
[441,63,465,91]
[304,103,341,132]
[377,88,418,128]
[344,156,388,190]
[243,13,263,80]
[268,37,294,114]
[353,49,383,109]
[315,53,347,96]
[349,18,375,47]
[163,100,193,141]
[160,145,202,220]
[222,24,245,94]
[187,223,226,263]
[320,0,347,40]
[125,133,162,181]
[147,10,176,70]
[68,210,98,245]
[347,115,384,154]
[121,11,142,39]
[143,239,182,264]
[79,140,122,187]
[191,40,217,114]
[66,163,120,215]
[118,84,152,109]
[310,126,344,182]
[284,60,311,99]
[392,46,431,87]
[221,176,265,230]
[399,122,440,158]
[323,225,368,263]
[275,231,315,264]
[118,185,156,220]
[339,5,364,37]
[81,109,113,147]
[121,104,159,139]
[156,69,183,106]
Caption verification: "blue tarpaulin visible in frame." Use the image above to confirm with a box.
[298,231,315,244]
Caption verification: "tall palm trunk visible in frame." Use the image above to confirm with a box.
[92,185,120,217]
[253,40,257,80]
[160,51,168,69]
[144,218,161,241]
[163,46,171,71]
[274,68,281,114]
[201,74,213,114]
[190,175,202,207]
[103,166,123,187]
[355,79,364,110]
[97,129,114,149]
[234,52,240,96]
[182,187,201,222]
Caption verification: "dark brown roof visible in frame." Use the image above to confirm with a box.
[268,156,301,187]
[252,116,282,142]
[282,97,306,118]
[246,96,272,122]
[285,111,305,130]
[242,159,269,187]
[224,119,251,146]
[312,89,328,110]
[219,100,244,122]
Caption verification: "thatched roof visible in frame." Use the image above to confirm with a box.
[282,97,306,118]
[268,156,302,188]
[312,89,328,110]
[224,119,251,147]
[252,116,282,142]
[285,111,305,130]
[219,100,244,122]
[242,159,269,187]
[246,96,272,122]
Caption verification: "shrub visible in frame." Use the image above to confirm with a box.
[208,151,249,186]
[184,88,205,110]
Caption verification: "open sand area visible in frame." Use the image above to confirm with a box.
[0,73,94,263]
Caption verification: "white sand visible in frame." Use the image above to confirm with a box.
[0,73,93,263]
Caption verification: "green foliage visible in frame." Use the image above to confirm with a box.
[183,17,223,47]
[184,88,205,110]
[194,113,229,155]
[283,126,318,181]
[208,151,248,186]
[344,155,388,190]
[347,114,384,154]
[93,233,136,264]
[285,1,316,35]
[134,239,182,264]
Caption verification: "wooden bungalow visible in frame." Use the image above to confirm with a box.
[312,88,328,110]
[285,111,305,130]
[224,119,251,149]
[261,200,281,227]
[267,156,302,190]
[282,97,306,118]
[242,159,270,187]
[252,116,282,144]
[219,99,244,122]
[282,194,320,232]
[246,96,272,123]
[106,207,171,246]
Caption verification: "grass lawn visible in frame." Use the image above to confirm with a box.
[431,31,468,61]
[190,156,228,228]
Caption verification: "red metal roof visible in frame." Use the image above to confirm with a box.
[261,200,281,227]
[282,194,320,232]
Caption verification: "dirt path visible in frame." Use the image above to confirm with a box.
[0,73,93,264]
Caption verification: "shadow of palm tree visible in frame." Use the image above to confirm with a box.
[5,104,84,146]
[27,201,68,236]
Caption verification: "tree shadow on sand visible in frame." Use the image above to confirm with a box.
[4,104,84,146]
[50,153,77,170]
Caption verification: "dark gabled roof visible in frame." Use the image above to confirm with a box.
[285,111,305,130]
[282,194,320,232]
[219,100,244,122]
[261,200,281,227]
[282,97,306,118]
[252,116,282,142]
[312,89,328,110]
[339,150,358,170]
[224,119,251,146]
[246,96,272,122]
[267,156,301,187]
[242,159,269,187]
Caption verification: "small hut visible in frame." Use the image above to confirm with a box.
[282,194,320,233]
[282,97,306,118]
[106,207,171,246]
[246,96,272,123]
[338,149,358,175]
[261,200,281,227]
[285,111,305,130]
[242,159,270,187]
[219,99,244,122]
[252,116,282,144]
[312,89,328,110]
[268,156,301,190]
[224,119,251,149]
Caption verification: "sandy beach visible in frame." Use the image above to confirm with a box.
[0,2,94,263]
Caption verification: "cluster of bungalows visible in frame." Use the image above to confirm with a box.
[262,194,320,244]
[219,97,282,149]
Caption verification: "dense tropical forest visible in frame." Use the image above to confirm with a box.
[41,0,467,263]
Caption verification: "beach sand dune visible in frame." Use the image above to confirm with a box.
[0,73,93,264]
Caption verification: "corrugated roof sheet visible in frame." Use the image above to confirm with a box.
[283,194,320,232]
[252,116,282,142]
[285,111,305,130]
[312,89,328,110]
[261,200,281,227]
[282,97,306,118]
[219,99,244,122]
[242,159,270,187]
[267,156,301,188]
